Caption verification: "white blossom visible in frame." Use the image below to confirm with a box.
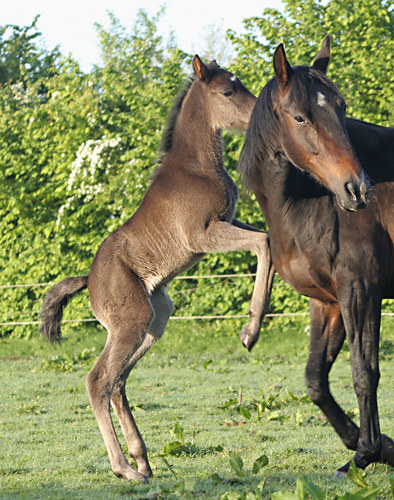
[56,136,121,226]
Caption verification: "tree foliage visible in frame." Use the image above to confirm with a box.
[0,0,392,337]
[0,16,61,84]
[228,0,394,126]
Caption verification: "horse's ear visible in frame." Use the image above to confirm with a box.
[193,54,208,80]
[273,43,293,86]
[313,35,331,74]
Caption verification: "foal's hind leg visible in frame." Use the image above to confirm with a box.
[110,286,173,477]
[86,274,154,482]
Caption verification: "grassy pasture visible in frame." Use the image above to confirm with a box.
[0,317,393,499]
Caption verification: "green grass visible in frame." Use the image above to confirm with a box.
[0,318,393,499]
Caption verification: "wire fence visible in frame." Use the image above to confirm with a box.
[0,274,392,327]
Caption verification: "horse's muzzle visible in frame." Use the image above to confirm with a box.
[338,175,370,212]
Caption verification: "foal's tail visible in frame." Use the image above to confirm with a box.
[40,276,88,343]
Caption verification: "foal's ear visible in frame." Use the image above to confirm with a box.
[273,43,293,86]
[209,59,220,68]
[312,35,331,74]
[193,54,208,80]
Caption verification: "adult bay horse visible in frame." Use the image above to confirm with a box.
[239,36,394,473]
[40,56,275,482]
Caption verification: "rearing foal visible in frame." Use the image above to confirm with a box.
[40,56,274,482]
[240,36,394,473]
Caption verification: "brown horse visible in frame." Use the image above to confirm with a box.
[40,55,275,482]
[239,36,394,473]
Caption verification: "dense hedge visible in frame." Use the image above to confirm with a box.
[0,0,392,337]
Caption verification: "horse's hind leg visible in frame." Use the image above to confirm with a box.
[110,286,173,477]
[306,298,394,474]
[305,300,360,455]
[86,273,154,482]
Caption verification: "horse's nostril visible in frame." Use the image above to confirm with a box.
[345,182,358,202]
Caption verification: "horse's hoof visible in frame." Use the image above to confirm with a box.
[333,469,347,480]
[240,327,258,352]
[335,458,353,476]
[381,434,394,466]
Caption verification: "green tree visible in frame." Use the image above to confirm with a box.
[0,16,61,84]
[0,11,189,336]
[1,1,392,338]
[225,0,393,317]
[0,61,99,335]
[228,0,394,126]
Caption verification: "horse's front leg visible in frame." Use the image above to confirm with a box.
[305,299,360,453]
[189,219,274,350]
[339,285,394,471]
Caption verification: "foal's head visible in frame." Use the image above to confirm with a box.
[269,36,369,211]
[191,55,257,131]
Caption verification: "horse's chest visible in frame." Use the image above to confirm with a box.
[272,240,336,301]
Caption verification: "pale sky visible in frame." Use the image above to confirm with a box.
[2,0,284,71]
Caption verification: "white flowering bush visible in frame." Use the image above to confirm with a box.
[4,2,392,338]
[57,137,122,226]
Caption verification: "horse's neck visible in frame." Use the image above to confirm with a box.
[254,156,313,231]
[255,155,296,216]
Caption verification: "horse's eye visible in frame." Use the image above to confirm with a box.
[294,115,305,123]
[223,90,234,97]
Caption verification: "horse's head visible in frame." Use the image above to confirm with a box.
[272,36,369,212]
[192,55,257,131]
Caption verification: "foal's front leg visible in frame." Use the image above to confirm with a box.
[190,219,275,350]
[232,220,275,350]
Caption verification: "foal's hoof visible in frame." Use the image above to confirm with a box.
[128,470,149,483]
[115,467,149,483]
[240,327,259,352]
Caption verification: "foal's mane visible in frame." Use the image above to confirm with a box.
[159,60,227,158]
[239,66,339,189]
[159,77,195,156]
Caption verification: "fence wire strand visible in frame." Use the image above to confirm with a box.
[0,275,392,326]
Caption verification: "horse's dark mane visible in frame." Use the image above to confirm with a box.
[238,78,278,189]
[159,76,195,157]
[239,66,340,189]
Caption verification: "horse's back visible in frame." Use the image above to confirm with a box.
[346,117,394,182]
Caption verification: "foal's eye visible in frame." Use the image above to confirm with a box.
[223,90,234,97]
[294,115,305,124]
